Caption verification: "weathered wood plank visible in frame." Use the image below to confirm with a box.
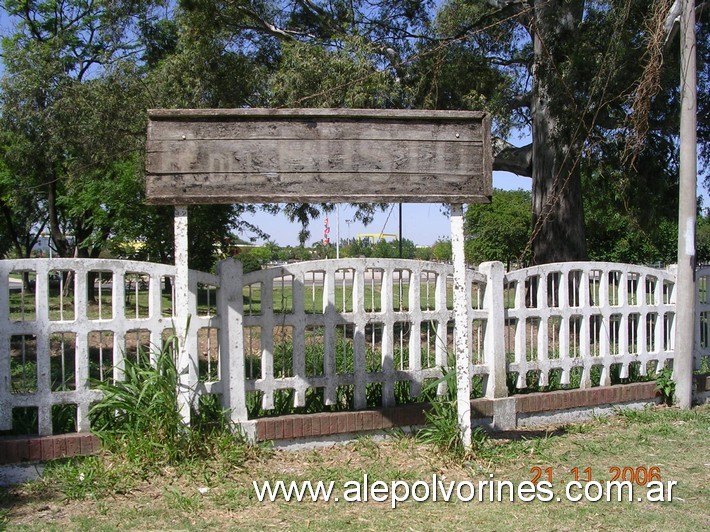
[145,108,492,204]
[146,173,490,204]
[148,119,483,143]
[148,108,487,120]
[146,140,482,175]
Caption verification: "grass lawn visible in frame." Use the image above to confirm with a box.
[1,404,708,531]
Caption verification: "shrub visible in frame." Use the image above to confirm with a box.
[417,367,486,458]
[89,336,254,469]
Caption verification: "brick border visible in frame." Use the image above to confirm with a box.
[515,381,659,414]
[255,403,435,442]
[255,382,660,442]
[1,379,704,463]
[0,433,100,465]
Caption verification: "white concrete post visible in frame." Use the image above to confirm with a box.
[674,0,697,408]
[174,206,192,423]
[217,258,254,437]
[451,204,472,447]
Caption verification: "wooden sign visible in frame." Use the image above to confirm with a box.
[145,108,492,204]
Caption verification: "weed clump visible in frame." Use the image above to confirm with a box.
[89,337,260,471]
[416,367,487,459]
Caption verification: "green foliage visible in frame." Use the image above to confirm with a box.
[655,366,675,406]
[146,12,266,109]
[233,238,424,267]
[1,0,708,266]
[237,245,273,273]
[417,368,463,455]
[268,38,401,109]
[410,5,515,133]
[89,338,252,469]
[582,144,679,265]
[417,367,486,458]
[0,0,156,259]
[337,237,418,259]
[0,152,44,259]
[465,189,532,268]
[90,341,191,466]
[42,456,137,500]
[431,239,452,262]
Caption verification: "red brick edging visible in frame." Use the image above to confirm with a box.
[2,378,706,464]
[515,381,659,414]
[255,381,661,442]
[0,433,100,465]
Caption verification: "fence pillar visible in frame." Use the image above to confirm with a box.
[479,261,508,399]
[217,258,254,438]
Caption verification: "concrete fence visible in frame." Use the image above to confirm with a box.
[0,258,707,443]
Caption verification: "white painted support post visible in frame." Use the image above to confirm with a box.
[0,268,10,432]
[336,204,340,259]
[451,204,472,447]
[674,0,697,409]
[174,206,192,423]
[34,262,52,435]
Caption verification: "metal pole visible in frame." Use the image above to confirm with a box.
[674,0,697,408]
[451,203,471,447]
[336,204,340,259]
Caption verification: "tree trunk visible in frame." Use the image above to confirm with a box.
[530,101,587,263]
[530,0,587,264]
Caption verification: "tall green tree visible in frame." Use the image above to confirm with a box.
[429,0,708,263]
[465,188,531,269]
[173,0,710,264]
[582,135,680,265]
[0,1,272,270]
[0,0,159,259]
[173,0,428,244]
[2,0,706,269]
[0,146,46,261]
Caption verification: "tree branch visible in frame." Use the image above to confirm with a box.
[510,91,532,110]
[484,0,534,31]
[227,4,300,42]
[492,140,533,176]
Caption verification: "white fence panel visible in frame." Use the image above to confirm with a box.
[504,263,676,390]
[0,259,186,435]
[240,259,490,415]
[695,266,710,372]
[3,258,709,437]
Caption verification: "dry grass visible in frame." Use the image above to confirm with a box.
[1,404,709,531]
